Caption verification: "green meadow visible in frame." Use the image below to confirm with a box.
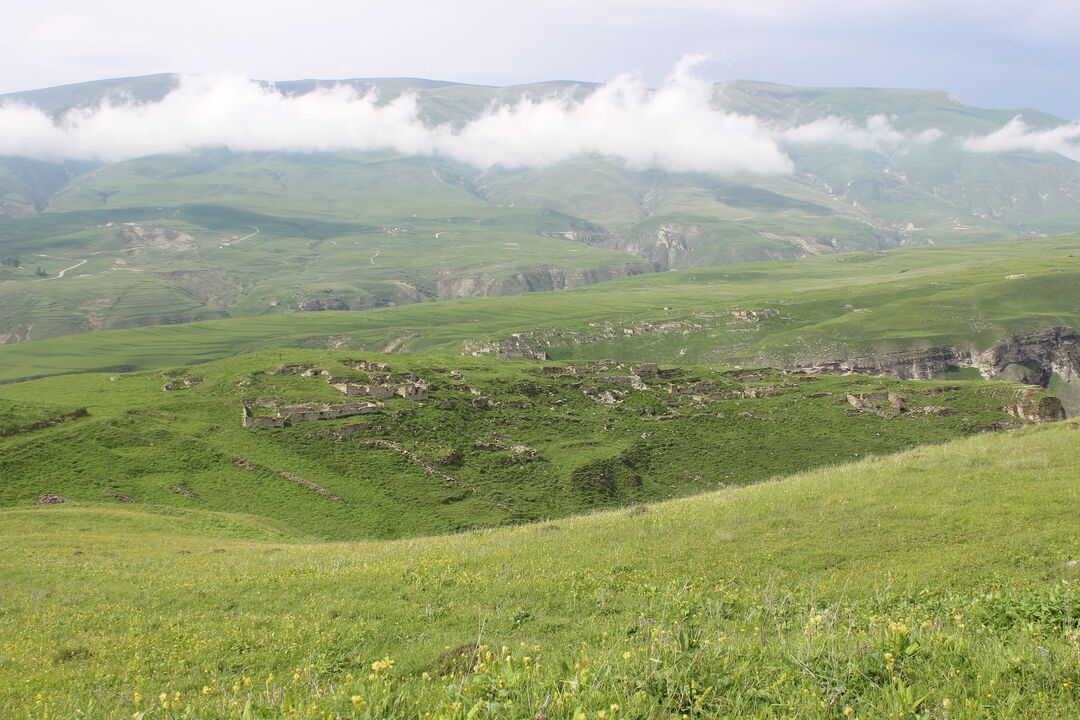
[1,422,1077,719]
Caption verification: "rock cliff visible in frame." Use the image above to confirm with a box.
[795,327,1078,418]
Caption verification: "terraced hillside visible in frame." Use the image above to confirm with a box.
[0,350,1059,539]
[2,421,1077,718]
[2,75,1080,342]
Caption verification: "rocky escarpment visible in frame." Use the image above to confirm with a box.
[796,327,1079,383]
[435,263,654,300]
[796,327,1078,419]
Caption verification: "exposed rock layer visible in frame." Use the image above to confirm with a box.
[794,327,1078,419]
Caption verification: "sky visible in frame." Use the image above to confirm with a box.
[3,0,1079,120]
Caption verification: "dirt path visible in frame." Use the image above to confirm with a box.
[237,226,260,243]
[36,258,87,281]
[379,333,415,353]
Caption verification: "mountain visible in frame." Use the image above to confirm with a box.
[1,75,1079,343]
[3,72,1080,720]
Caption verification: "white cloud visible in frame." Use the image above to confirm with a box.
[781,114,906,152]
[0,62,797,174]
[436,55,793,174]
[0,58,949,174]
[962,116,1080,162]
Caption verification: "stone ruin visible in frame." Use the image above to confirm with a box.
[847,392,908,418]
[243,359,443,428]
[242,399,384,428]
[331,379,430,401]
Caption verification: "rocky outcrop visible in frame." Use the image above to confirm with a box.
[33,494,70,505]
[119,225,196,252]
[1005,387,1066,423]
[435,264,653,300]
[0,408,88,436]
[847,392,908,418]
[795,327,1079,417]
[279,471,349,505]
[797,327,1079,383]
[537,229,613,246]
[169,486,203,501]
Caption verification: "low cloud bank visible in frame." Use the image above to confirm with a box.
[1,57,1069,173]
[962,116,1080,162]
[782,115,943,151]
[0,58,798,174]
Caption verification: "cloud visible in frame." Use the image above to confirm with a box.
[781,114,906,151]
[0,62,797,174]
[780,115,946,155]
[435,55,793,174]
[0,57,945,174]
[962,116,1080,162]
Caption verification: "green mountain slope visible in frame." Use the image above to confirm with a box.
[0,150,650,342]
[2,76,1079,344]
[2,421,1077,718]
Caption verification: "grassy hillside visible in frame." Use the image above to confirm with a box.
[1,422,1077,718]
[1,234,1076,385]
[1,349,1048,540]
[0,151,651,342]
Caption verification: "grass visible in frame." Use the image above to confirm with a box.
[1,234,1077,384]
[0,349,1047,540]
[0,422,1077,718]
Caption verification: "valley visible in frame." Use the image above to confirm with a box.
[1,68,1078,720]
[3,233,1078,415]
[4,350,1059,539]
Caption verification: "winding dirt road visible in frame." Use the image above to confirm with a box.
[36,258,88,281]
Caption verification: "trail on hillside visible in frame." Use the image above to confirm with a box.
[36,258,87,281]
[379,333,415,353]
